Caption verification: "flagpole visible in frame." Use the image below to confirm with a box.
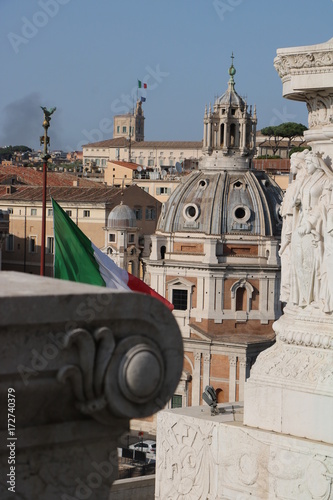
[40,106,56,276]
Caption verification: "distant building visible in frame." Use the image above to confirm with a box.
[0,166,161,277]
[83,138,202,171]
[66,151,83,162]
[113,100,145,142]
[255,130,307,158]
[103,160,180,202]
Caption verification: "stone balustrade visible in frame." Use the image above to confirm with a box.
[0,272,183,499]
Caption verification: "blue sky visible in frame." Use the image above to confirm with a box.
[0,0,332,151]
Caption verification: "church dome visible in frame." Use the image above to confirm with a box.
[107,202,136,228]
[158,57,282,237]
[157,169,283,237]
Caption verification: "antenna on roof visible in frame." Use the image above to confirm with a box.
[137,166,142,172]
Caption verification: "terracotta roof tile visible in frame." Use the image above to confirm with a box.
[82,137,129,148]
[0,185,121,202]
[110,161,141,170]
[0,165,101,188]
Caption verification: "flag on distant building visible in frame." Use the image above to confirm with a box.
[138,80,147,89]
[52,198,173,310]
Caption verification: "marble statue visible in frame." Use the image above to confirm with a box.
[279,150,307,303]
[281,150,333,312]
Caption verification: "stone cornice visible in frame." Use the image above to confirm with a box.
[274,38,333,80]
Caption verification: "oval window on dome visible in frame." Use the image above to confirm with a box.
[233,205,250,223]
[183,203,200,222]
[198,179,208,188]
[233,181,243,189]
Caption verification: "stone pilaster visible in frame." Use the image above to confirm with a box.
[192,351,202,406]
[228,355,237,402]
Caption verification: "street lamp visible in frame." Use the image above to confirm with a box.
[40,106,56,276]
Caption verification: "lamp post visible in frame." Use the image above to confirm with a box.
[40,106,56,276]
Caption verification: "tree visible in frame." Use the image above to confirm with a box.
[260,122,307,157]
[0,145,32,162]
[289,145,311,157]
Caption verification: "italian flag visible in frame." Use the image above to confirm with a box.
[52,199,173,310]
[138,80,147,89]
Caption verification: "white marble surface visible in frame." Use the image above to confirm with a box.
[156,405,333,500]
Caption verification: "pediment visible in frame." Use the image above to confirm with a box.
[167,277,194,288]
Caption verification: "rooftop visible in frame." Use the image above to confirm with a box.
[0,165,100,188]
[84,139,203,149]
[0,185,121,203]
[109,160,141,171]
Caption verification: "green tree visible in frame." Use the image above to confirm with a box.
[260,122,307,157]
[0,145,32,161]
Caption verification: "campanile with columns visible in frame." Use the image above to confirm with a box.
[203,55,257,167]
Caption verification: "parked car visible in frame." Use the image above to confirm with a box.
[129,439,156,458]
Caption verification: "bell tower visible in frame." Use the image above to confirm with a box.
[134,100,145,142]
[203,55,257,170]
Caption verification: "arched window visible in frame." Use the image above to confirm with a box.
[230,279,254,314]
[160,245,166,259]
[220,124,225,146]
[236,287,246,311]
[216,388,224,403]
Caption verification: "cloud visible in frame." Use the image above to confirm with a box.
[0,92,62,149]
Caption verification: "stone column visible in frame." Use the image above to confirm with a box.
[207,121,212,149]
[223,122,227,147]
[245,38,333,445]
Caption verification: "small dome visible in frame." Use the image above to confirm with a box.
[218,88,244,107]
[108,202,136,228]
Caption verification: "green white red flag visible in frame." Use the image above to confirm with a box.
[52,198,173,310]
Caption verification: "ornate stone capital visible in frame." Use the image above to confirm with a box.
[273,39,333,108]
[194,351,201,362]
[229,355,237,367]
[203,352,211,363]
[274,50,333,80]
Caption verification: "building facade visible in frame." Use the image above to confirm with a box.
[83,138,202,171]
[0,176,161,277]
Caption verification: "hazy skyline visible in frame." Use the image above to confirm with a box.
[1,0,332,151]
